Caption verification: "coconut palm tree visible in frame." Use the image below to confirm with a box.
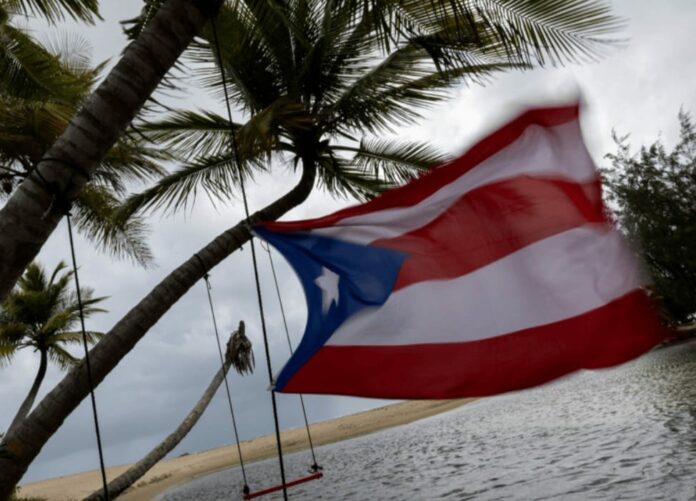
[123,0,622,215]
[84,321,253,501]
[0,4,166,265]
[0,261,105,437]
[0,0,221,301]
[0,1,623,496]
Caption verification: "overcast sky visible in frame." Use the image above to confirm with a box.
[2,0,695,484]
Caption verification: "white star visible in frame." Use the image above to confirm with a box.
[314,266,340,314]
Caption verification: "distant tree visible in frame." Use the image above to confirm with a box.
[602,111,696,325]
[84,321,253,501]
[0,261,105,437]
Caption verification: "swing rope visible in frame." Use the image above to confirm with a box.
[202,274,250,495]
[29,154,109,499]
[66,213,109,500]
[260,242,321,472]
[210,17,289,501]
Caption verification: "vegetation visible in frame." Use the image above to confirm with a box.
[603,111,696,326]
[0,1,166,265]
[123,0,622,216]
[0,0,213,300]
[0,261,105,437]
[0,0,98,23]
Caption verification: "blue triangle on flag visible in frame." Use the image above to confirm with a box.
[254,227,407,390]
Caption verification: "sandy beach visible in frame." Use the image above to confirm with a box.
[19,399,473,501]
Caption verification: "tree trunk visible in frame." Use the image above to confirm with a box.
[0,0,224,301]
[5,350,48,438]
[0,164,315,499]
[84,324,244,500]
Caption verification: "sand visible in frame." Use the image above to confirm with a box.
[19,399,473,501]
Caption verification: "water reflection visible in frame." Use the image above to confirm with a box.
[162,341,696,500]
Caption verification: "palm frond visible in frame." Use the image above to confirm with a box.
[236,0,297,92]
[92,138,168,195]
[119,152,263,217]
[47,261,69,287]
[0,23,94,103]
[315,153,390,201]
[138,110,236,161]
[39,308,77,335]
[227,320,254,375]
[17,261,47,292]
[0,321,27,364]
[0,97,76,162]
[469,0,623,65]
[47,344,78,370]
[140,99,312,163]
[0,336,20,365]
[39,30,95,76]
[124,98,311,217]
[188,2,287,113]
[335,138,450,186]
[327,48,515,134]
[2,0,100,23]
[378,0,621,66]
[299,1,383,111]
[50,330,104,345]
[72,184,154,267]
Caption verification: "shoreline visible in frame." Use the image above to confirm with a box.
[19,398,474,501]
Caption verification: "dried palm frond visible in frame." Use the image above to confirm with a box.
[226,320,254,375]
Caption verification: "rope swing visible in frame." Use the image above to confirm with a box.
[66,212,110,500]
[260,241,321,473]
[210,16,324,501]
[32,157,110,501]
[210,16,289,501]
[201,272,251,495]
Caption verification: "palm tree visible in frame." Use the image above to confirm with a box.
[0,4,166,265]
[0,0,223,300]
[0,1,622,496]
[0,261,105,437]
[124,0,622,215]
[84,321,253,501]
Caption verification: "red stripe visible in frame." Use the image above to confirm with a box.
[261,104,580,232]
[280,291,668,399]
[373,176,605,290]
[243,473,323,499]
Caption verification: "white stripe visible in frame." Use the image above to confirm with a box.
[313,120,595,245]
[325,225,644,346]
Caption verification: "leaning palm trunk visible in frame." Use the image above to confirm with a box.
[0,164,315,499]
[0,0,223,301]
[84,322,250,501]
[5,351,48,438]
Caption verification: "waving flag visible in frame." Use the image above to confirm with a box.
[255,104,667,399]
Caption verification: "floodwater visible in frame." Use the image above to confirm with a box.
[161,341,696,500]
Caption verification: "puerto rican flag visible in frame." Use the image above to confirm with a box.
[255,104,667,399]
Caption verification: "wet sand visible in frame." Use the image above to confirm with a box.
[19,399,473,501]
